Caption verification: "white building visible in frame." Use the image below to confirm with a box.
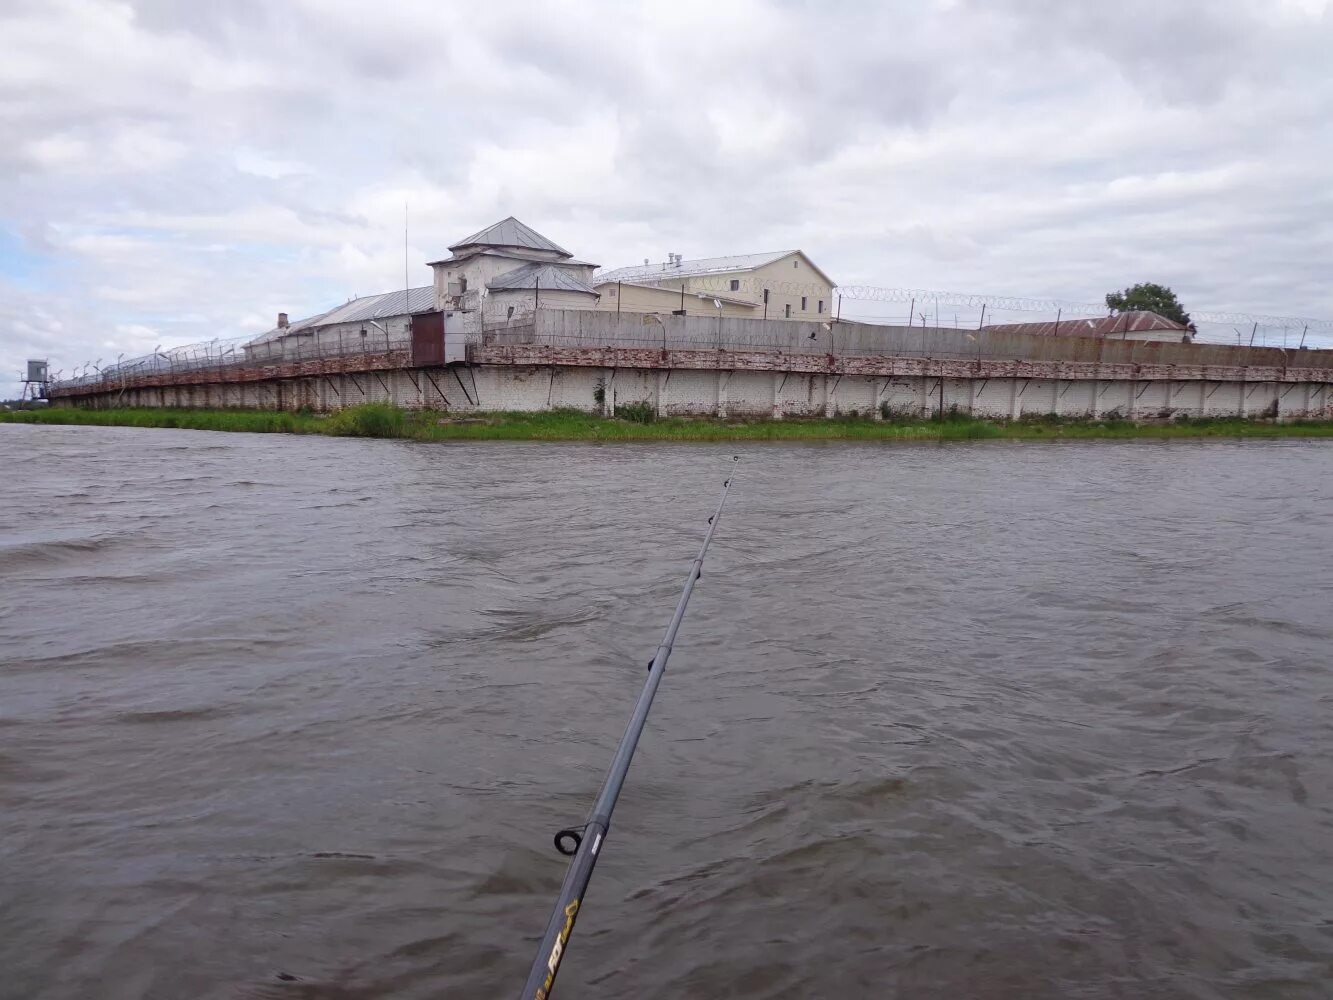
[245,221,839,361]
[246,217,599,358]
[594,250,837,322]
[426,217,600,326]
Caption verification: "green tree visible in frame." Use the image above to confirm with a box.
[1105,282,1193,329]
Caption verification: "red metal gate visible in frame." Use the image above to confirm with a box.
[411,311,446,366]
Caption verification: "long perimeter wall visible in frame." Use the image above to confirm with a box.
[54,342,1333,420]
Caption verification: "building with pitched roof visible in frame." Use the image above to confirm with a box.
[426,216,599,324]
[982,311,1191,343]
[247,217,600,358]
[594,250,837,321]
[244,220,841,361]
[243,286,437,360]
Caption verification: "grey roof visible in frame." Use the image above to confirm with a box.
[487,262,599,295]
[446,216,571,256]
[596,250,798,285]
[427,247,597,268]
[247,285,435,345]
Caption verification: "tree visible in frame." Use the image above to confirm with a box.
[1105,282,1193,330]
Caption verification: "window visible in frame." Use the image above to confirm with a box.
[818,300,824,313]
[793,260,798,268]
[459,277,467,293]
[801,296,807,310]
[785,304,791,318]
[729,279,740,291]
[608,287,616,297]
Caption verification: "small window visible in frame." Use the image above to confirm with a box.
[459,277,467,293]
[784,304,791,318]
[818,300,824,313]
[729,279,740,291]
[801,296,807,310]
[609,287,616,297]
[793,260,798,268]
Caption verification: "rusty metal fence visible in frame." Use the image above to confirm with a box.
[50,328,413,393]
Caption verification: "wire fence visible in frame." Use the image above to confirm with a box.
[486,310,1333,371]
[50,282,1333,392]
[51,329,413,391]
[608,276,1328,351]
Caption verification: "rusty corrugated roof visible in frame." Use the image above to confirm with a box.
[983,311,1188,339]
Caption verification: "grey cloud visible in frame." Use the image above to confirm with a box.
[3,0,1333,396]
[967,0,1330,106]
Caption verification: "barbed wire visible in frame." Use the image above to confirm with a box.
[51,330,410,390]
[835,285,1333,331]
[50,278,1333,389]
[601,274,1332,331]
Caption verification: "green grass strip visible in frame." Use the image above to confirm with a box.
[6,405,1333,442]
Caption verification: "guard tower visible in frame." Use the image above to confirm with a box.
[21,360,49,403]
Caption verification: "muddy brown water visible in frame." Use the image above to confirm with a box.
[3,424,1332,999]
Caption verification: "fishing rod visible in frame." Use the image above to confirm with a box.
[520,457,739,1000]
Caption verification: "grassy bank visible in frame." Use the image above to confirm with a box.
[6,404,1333,442]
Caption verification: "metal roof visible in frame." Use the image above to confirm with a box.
[427,247,597,268]
[248,286,436,345]
[595,250,800,285]
[447,216,571,256]
[983,311,1189,339]
[487,262,599,294]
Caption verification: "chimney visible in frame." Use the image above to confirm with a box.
[277,312,289,329]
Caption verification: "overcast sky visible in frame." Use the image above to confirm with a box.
[3,0,1332,393]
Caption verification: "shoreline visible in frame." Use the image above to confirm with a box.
[6,405,1333,442]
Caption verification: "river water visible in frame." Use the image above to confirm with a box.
[2,424,1332,1000]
